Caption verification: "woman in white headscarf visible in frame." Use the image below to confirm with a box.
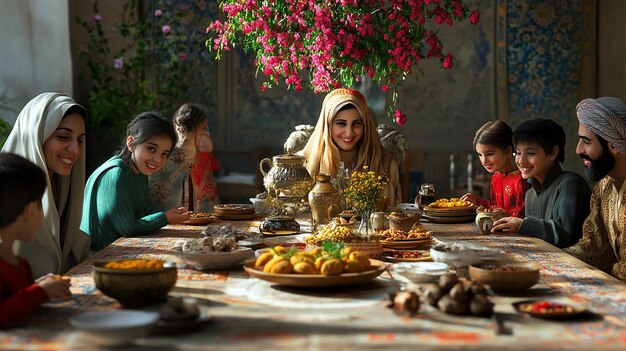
[1,92,90,277]
[301,88,401,206]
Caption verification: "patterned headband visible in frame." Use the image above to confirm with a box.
[327,88,367,105]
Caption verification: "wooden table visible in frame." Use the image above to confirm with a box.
[2,218,626,351]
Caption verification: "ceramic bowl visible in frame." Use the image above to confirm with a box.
[93,259,177,308]
[70,310,160,345]
[430,242,505,268]
[469,261,540,292]
[392,262,449,283]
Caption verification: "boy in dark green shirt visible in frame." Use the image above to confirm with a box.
[492,119,591,248]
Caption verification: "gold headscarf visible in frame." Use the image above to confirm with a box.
[301,88,401,206]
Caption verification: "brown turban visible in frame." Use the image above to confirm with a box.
[576,97,626,153]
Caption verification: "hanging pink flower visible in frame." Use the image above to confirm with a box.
[154,9,162,17]
[179,52,187,61]
[443,53,454,70]
[162,25,171,34]
[90,14,102,22]
[206,0,480,124]
[470,10,481,25]
[394,109,407,126]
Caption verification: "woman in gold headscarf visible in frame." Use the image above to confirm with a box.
[301,88,401,206]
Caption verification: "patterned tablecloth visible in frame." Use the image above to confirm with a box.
[2,218,626,351]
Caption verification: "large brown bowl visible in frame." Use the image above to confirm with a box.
[469,261,540,292]
[93,259,177,307]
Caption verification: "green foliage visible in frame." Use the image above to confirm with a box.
[76,0,210,170]
[0,118,10,148]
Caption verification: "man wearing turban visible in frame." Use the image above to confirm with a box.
[565,97,626,281]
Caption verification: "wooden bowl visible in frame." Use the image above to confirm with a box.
[93,259,177,307]
[469,261,540,292]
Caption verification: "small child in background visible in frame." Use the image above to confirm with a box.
[461,121,531,218]
[150,103,220,213]
[0,153,71,327]
[81,112,190,252]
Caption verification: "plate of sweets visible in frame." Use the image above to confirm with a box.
[383,249,432,262]
[422,198,477,223]
[182,212,216,225]
[244,242,385,287]
[513,299,587,320]
[378,227,432,250]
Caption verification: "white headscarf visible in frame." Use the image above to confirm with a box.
[1,92,90,277]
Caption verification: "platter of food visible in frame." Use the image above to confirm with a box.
[423,198,477,217]
[512,300,587,320]
[383,249,432,262]
[377,228,432,241]
[181,212,216,225]
[243,259,386,288]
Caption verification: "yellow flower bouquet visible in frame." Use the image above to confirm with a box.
[343,166,387,237]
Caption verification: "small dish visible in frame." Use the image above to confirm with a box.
[214,204,255,215]
[392,261,448,283]
[70,310,159,344]
[513,299,587,320]
[383,249,432,262]
[146,296,212,335]
[181,213,216,225]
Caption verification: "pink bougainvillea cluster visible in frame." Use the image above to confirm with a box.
[207,0,480,125]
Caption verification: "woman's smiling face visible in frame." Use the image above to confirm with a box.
[331,107,363,151]
[42,113,85,176]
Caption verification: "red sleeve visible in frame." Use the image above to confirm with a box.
[0,259,49,326]
[508,174,531,218]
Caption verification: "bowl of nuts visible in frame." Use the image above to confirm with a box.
[469,261,540,292]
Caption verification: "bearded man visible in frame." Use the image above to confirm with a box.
[565,97,626,281]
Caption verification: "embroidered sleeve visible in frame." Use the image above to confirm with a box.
[564,182,616,272]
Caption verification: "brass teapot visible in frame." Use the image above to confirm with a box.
[259,153,315,199]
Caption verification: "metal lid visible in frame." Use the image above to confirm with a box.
[273,153,307,165]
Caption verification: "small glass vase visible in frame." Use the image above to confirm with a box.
[357,209,374,239]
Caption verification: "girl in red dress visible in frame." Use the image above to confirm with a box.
[461,121,531,218]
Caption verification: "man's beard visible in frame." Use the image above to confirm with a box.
[580,147,615,181]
